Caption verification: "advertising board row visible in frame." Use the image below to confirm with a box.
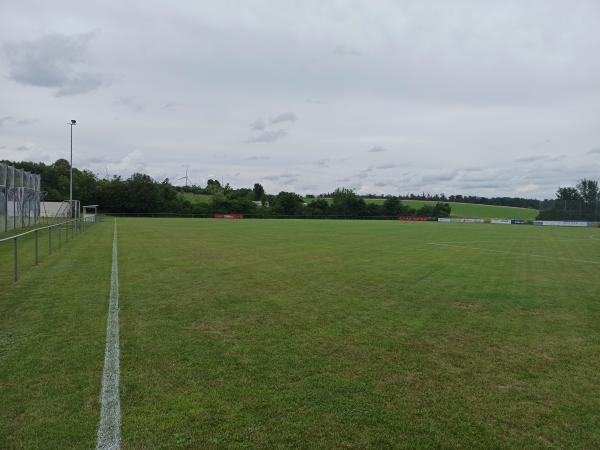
[398,216,429,221]
[437,217,485,223]
[533,220,590,227]
[490,219,527,225]
[214,214,244,219]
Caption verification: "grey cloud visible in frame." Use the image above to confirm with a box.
[250,118,267,131]
[55,72,103,96]
[262,172,297,182]
[529,139,551,149]
[244,155,269,161]
[355,167,374,179]
[456,180,502,189]
[85,156,109,164]
[280,177,298,185]
[422,171,457,182]
[0,116,36,127]
[269,112,298,124]
[15,118,36,126]
[3,32,103,96]
[587,148,600,155]
[246,129,287,143]
[113,97,144,112]
[333,45,362,57]
[376,163,397,169]
[161,102,179,110]
[459,171,498,183]
[368,146,386,153]
[515,155,547,163]
[314,158,331,168]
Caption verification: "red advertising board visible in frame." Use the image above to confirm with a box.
[398,216,428,221]
[214,214,245,219]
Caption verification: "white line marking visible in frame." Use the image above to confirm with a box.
[434,238,596,245]
[96,220,121,450]
[428,242,600,265]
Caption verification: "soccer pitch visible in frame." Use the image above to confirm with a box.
[2,218,600,448]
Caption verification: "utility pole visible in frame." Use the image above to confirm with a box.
[69,119,77,217]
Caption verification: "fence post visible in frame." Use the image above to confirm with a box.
[13,237,18,281]
[35,229,39,266]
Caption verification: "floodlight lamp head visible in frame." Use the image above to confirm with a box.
[71,119,77,125]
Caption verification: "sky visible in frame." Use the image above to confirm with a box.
[1,0,599,199]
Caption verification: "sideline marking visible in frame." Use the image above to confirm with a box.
[428,242,600,265]
[96,220,121,449]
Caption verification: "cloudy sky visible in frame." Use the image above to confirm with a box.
[1,0,599,198]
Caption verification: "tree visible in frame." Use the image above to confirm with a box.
[382,196,407,216]
[307,198,330,216]
[206,179,223,195]
[253,183,265,200]
[432,202,451,217]
[576,179,599,205]
[272,191,304,215]
[556,187,581,201]
[331,188,366,216]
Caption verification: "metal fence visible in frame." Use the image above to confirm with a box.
[0,163,42,233]
[0,215,98,283]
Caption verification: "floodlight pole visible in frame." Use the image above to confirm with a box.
[69,119,77,217]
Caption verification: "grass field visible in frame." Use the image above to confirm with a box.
[179,192,213,205]
[2,218,600,448]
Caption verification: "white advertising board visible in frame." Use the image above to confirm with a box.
[537,221,590,227]
[437,217,484,223]
[491,219,511,225]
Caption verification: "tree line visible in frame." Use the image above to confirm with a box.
[537,179,600,221]
[183,183,452,218]
[356,193,541,209]
[4,159,452,218]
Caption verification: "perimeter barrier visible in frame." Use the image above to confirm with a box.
[0,163,42,233]
[105,212,435,221]
[0,215,99,283]
[104,213,599,228]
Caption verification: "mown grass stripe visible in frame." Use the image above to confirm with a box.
[96,220,121,450]
[428,241,600,265]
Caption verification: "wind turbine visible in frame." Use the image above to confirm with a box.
[177,165,190,187]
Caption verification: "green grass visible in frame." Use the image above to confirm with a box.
[3,218,600,448]
[179,192,212,205]
[305,197,538,220]
[0,221,112,448]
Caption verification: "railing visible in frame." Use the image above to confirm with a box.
[0,215,98,283]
